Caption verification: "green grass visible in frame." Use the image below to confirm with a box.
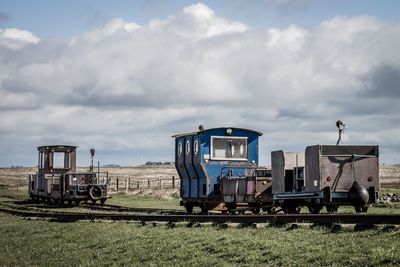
[0,213,399,266]
[1,187,400,266]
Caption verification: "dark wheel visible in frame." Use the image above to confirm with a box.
[100,198,106,205]
[252,205,261,214]
[307,204,322,214]
[283,205,301,214]
[326,205,339,214]
[185,203,193,213]
[89,185,103,200]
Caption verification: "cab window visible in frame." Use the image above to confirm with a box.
[211,136,248,160]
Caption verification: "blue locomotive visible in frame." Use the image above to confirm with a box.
[173,126,272,213]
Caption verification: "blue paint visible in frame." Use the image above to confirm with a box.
[173,127,262,202]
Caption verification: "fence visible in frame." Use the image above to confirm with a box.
[109,176,180,192]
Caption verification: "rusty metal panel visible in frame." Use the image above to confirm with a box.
[305,145,379,192]
[305,145,321,191]
[272,151,305,193]
[237,180,247,203]
[272,151,285,193]
[320,156,379,191]
[222,179,236,203]
[255,178,272,196]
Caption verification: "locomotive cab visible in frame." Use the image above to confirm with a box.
[28,145,109,205]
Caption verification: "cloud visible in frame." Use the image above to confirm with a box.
[0,28,40,50]
[1,4,400,166]
[363,65,400,98]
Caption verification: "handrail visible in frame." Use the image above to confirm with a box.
[220,166,258,180]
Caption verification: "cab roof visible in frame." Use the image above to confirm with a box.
[37,145,77,150]
[172,127,263,138]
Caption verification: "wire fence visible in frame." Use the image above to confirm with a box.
[109,176,180,192]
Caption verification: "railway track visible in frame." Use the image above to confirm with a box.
[1,204,400,225]
[80,203,188,215]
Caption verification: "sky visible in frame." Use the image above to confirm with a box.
[0,0,400,166]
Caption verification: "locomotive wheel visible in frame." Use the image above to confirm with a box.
[307,204,322,214]
[89,185,103,200]
[283,205,301,214]
[326,205,339,214]
[252,205,261,214]
[228,209,236,215]
[185,203,193,213]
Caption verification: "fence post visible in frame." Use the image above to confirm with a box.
[128,178,131,190]
[116,178,119,191]
[137,181,140,190]
[148,178,150,188]
[125,178,129,193]
[159,177,162,189]
[172,176,175,189]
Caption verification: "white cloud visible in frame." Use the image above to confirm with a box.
[0,28,40,50]
[1,4,400,166]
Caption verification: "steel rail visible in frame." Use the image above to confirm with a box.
[80,203,188,215]
[1,206,400,224]
[2,201,188,215]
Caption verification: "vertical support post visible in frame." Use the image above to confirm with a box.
[172,176,175,189]
[116,178,119,191]
[125,177,129,193]
[28,174,32,194]
[60,174,64,204]
[148,178,150,188]
[128,178,131,189]
[159,177,162,189]
[137,181,140,190]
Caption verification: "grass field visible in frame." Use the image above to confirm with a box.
[1,186,400,266]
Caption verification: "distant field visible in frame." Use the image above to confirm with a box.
[1,165,399,189]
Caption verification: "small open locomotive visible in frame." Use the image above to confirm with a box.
[28,145,109,205]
